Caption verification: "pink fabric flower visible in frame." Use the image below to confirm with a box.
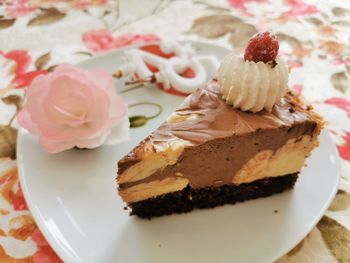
[82,30,159,53]
[18,64,129,153]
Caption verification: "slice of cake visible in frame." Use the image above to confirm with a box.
[116,32,323,218]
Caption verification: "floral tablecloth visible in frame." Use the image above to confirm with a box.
[0,0,349,262]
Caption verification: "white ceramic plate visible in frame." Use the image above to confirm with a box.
[17,41,340,263]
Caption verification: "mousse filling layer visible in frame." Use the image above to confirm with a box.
[118,80,320,192]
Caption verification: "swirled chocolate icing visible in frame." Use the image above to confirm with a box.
[151,80,315,144]
[118,80,319,189]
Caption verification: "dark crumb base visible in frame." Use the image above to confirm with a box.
[129,173,298,219]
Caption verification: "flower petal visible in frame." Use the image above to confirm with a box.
[104,115,130,145]
[89,69,114,92]
[17,108,40,134]
[75,130,110,149]
[19,63,130,153]
[39,137,76,154]
[26,75,67,138]
[108,93,128,126]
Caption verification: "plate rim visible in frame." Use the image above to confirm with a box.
[270,130,341,262]
[17,40,341,263]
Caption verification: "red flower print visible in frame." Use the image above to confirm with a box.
[320,40,346,55]
[0,167,28,210]
[6,0,36,18]
[5,0,106,16]
[317,25,336,36]
[337,132,350,161]
[292,84,303,94]
[12,182,28,211]
[283,0,318,18]
[31,229,63,263]
[331,57,350,66]
[324,97,350,161]
[82,30,115,52]
[73,0,107,9]
[325,97,350,117]
[0,50,47,89]
[286,59,303,68]
[227,0,267,14]
[82,30,159,53]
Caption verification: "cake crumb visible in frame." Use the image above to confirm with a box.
[274,210,278,213]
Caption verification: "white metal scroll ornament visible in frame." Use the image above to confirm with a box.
[114,40,219,94]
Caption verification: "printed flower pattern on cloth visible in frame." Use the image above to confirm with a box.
[227,0,267,15]
[82,30,160,53]
[337,132,350,162]
[0,0,350,262]
[313,100,350,158]
[3,0,107,18]
[282,0,318,18]
[5,0,36,18]
[18,64,129,153]
[0,50,47,92]
[0,164,60,263]
[323,98,350,161]
[31,229,63,263]
[68,0,107,10]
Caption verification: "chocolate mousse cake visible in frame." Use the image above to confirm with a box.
[116,32,323,218]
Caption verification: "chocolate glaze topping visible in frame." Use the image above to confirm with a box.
[150,80,315,145]
[118,80,319,190]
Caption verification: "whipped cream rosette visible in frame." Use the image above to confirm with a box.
[217,32,289,113]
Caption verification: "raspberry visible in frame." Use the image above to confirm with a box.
[244,32,279,63]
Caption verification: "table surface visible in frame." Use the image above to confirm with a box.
[0,0,349,262]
